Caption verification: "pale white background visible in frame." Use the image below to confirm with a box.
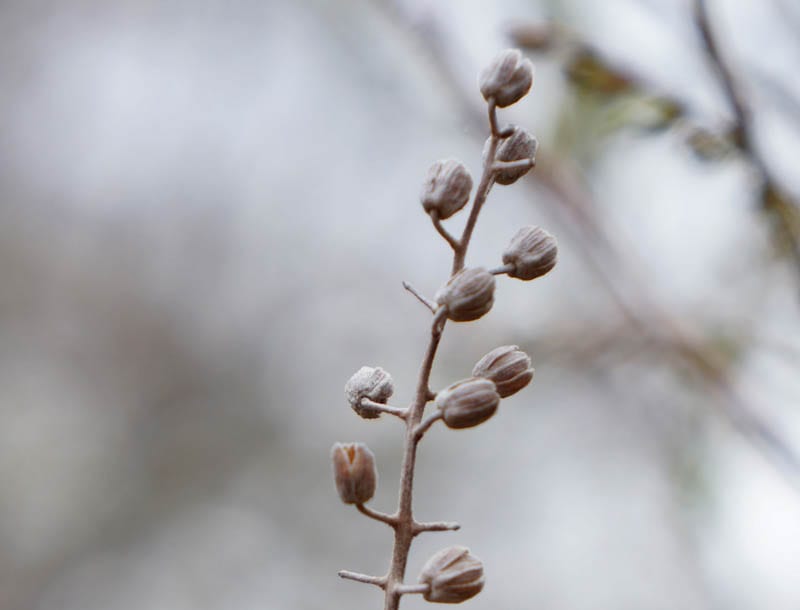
[0,1,799,609]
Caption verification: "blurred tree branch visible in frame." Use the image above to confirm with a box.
[693,0,800,277]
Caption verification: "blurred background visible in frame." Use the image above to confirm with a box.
[1,0,799,608]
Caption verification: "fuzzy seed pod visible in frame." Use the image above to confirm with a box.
[479,48,534,108]
[419,546,485,603]
[345,366,394,419]
[421,160,473,220]
[331,442,378,505]
[472,345,534,398]
[502,226,557,281]
[436,377,500,429]
[435,268,495,322]
[490,126,538,185]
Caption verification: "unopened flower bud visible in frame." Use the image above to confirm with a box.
[436,377,500,429]
[419,546,485,604]
[345,366,394,419]
[472,345,534,398]
[502,226,557,280]
[479,48,534,108]
[331,442,378,505]
[490,126,538,185]
[435,268,495,323]
[421,160,473,220]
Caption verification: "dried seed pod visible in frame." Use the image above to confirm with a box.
[420,159,473,220]
[435,268,495,322]
[479,48,534,108]
[502,226,557,280]
[331,442,378,505]
[490,126,538,185]
[419,546,485,603]
[344,366,394,419]
[472,345,534,398]
[436,377,500,429]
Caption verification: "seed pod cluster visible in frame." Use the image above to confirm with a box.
[419,546,485,603]
[502,225,558,281]
[334,49,557,608]
[344,366,394,419]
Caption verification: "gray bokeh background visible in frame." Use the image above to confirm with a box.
[1,0,799,609]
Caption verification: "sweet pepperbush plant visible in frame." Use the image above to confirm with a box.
[332,49,558,609]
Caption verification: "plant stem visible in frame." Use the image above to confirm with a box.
[357,503,399,527]
[452,102,501,275]
[384,308,446,610]
[382,102,503,610]
[431,212,461,252]
[402,281,437,313]
[339,571,387,588]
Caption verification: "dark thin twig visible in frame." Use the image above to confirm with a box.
[694,0,800,276]
[414,412,443,439]
[489,263,514,276]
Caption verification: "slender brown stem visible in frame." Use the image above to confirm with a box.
[402,281,437,313]
[414,412,443,439]
[430,211,462,252]
[383,308,446,610]
[359,399,409,420]
[339,571,387,588]
[489,263,515,276]
[451,103,501,275]
[487,97,514,138]
[395,584,430,595]
[381,99,512,610]
[493,159,534,172]
[357,503,399,527]
[413,520,460,534]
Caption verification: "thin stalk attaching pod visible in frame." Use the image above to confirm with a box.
[332,48,558,609]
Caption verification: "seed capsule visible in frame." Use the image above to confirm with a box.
[435,268,495,323]
[502,226,558,281]
[472,345,534,398]
[490,126,538,185]
[420,159,473,220]
[419,546,485,604]
[479,48,534,108]
[345,366,395,419]
[331,442,378,505]
[436,377,500,429]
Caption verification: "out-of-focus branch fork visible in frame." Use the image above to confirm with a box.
[693,0,751,149]
[693,0,800,276]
